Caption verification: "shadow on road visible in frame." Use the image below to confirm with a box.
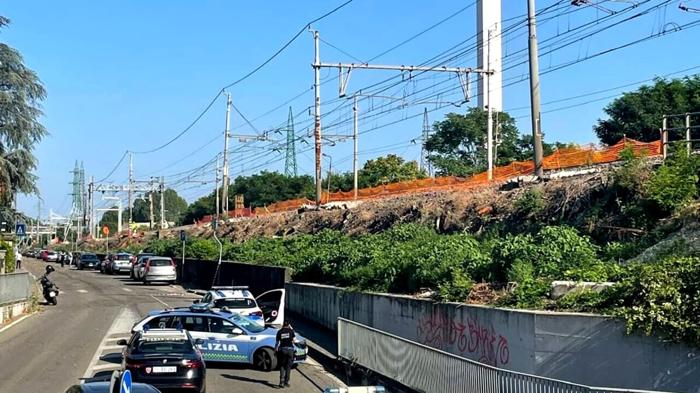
[99,352,122,364]
[220,374,279,388]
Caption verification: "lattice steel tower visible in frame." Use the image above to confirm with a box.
[284,106,297,177]
[420,108,433,177]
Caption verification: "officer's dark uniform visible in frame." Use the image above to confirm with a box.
[275,323,296,388]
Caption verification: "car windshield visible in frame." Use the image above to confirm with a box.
[228,313,265,333]
[149,259,172,267]
[82,255,99,260]
[213,298,255,309]
[135,339,192,354]
[116,255,131,260]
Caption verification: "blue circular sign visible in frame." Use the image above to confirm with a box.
[120,369,132,393]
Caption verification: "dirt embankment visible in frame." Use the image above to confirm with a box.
[145,170,614,243]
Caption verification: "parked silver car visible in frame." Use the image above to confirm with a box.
[138,257,176,285]
[109,252,133,274]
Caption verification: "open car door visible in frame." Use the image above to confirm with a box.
[255,289,285,327]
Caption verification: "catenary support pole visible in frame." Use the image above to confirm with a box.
[313,30,323,205]
[662,116,668,158]
[486,29,494,181]
[215,155,220,221]
[686,113,692,156]
[159,177,165,229]
[527,0,544,177]
[128,152,133,225]
[353,95,359,200]
[222,93,231,214]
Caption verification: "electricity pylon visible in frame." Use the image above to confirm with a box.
[284,107,297,177]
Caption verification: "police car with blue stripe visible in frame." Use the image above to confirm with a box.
[131,303,307,371]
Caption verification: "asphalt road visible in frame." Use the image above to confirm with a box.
[0,258,343,393]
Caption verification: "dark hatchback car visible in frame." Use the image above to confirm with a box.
[118,329,206,393]
[78,253,101,270]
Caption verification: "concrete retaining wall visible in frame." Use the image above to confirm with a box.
[0,300,29,324]
[286,282,700,393]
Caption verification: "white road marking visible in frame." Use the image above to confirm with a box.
[82,307,140,381]
[150,295,170,307]
[0,313,35,335]
[77,289,88,293]
[121,288,132,292]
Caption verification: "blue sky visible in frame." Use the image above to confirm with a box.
[3,0,699,219]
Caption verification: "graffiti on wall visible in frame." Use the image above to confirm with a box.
[416,309,510,367]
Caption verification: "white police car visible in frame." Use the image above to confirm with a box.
[131,304,306,371]
[195,287,286,327]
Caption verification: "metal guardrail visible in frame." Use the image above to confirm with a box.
[0,272,33,305]
[337,318,673,393]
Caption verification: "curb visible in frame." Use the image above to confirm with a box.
[0,312,35,335]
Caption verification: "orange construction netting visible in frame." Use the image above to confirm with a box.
[180,138,660,224]
[250,138,660,216]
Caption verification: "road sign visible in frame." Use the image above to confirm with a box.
[120,369,132,393]
[15,224,26,237]
[102,226,110,236]
[179,230,186,242]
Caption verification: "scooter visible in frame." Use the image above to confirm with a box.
[40,275,59,305]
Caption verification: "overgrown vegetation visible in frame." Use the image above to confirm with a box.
[0,241,15,272]
[134,144,700,348]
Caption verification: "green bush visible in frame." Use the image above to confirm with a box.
[555,289,613,313]
[515,187,545,216]
[501,260,549,308]
[491,226,602,282]
[1,241,15,273]
[646,147,700,212]
[614,256,700,346]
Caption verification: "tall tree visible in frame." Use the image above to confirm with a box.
[0,16,47,205]
[131,189,187,226]
[182,192,216,225]
[98,207,122,235]
[426,108,519,176]
[358,154,425,187]
[230,172,314,208]
[595,76,700,145]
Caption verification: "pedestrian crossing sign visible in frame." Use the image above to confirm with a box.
[15,223,26,237]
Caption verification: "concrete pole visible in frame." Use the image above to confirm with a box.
[128,152,133,225]
[313,30,323,205]
[353,95,359,200]
[662,116,668,158]
[686,113,692,156]
[222,93,231,214]
[215,155,220,222]
[486,29,494,181]
[148,193,155,229]
[117,198,122,234]
[159,177,165,229]
[527,0,545,177]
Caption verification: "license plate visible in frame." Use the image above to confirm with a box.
[152,366,176,373]
[49,291,56,297]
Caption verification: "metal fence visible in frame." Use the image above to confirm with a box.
[0,272,33,305]
[337,318,673,393]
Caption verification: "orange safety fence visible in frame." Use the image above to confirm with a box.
[193,138,660,221]
[252,138,660,214]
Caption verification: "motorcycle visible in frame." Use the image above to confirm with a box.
[40,275,59,305]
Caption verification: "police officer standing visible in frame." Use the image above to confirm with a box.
[275,321,296,388]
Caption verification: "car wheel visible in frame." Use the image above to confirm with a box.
[253,348,277,371]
